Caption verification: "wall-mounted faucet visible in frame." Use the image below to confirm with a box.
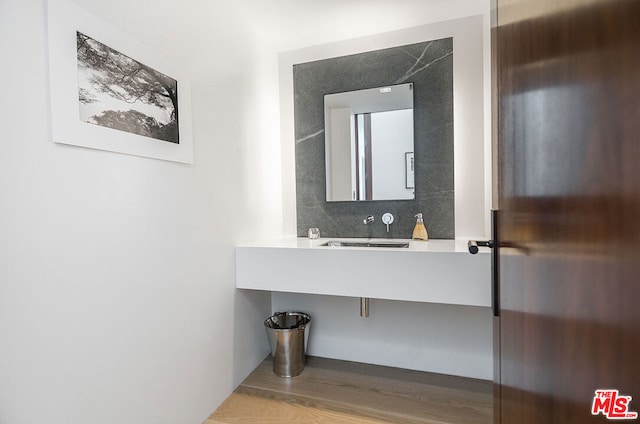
[363,215,374,225]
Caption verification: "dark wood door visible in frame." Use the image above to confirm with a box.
[493,0,640,423]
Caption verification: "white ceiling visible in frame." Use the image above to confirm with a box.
[71,0,487,53]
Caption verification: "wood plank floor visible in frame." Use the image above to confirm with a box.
[205,356,492,424]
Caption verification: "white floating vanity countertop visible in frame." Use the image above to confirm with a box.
[235,237,491,307]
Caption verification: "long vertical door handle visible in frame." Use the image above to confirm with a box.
[490,210,499,317]
[468,210,499,316]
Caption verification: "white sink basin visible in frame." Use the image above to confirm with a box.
[321,240,409,248]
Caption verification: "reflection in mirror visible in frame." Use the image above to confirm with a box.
[324,83,415,202]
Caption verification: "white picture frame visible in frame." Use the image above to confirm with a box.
[46,0,194,164]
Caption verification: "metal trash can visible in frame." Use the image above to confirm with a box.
[264,311,311,377]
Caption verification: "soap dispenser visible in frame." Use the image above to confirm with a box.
[412,213,429,241]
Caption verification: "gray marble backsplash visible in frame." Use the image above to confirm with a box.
[294,38,454,239]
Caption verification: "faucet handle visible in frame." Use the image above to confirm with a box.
[363,215,375,225]
[381,213,394,232]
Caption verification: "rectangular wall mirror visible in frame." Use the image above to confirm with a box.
[324,83,415,202]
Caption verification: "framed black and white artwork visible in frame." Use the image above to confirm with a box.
[47,0,194,163]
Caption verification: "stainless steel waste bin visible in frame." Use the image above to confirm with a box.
[264,311,311,377]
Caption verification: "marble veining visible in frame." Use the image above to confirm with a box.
[395,42,453,84]
[295,129,324,145]
[293,38,454,239]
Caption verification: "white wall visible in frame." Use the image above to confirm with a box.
[0,1,281,423]
[272,294,493,379]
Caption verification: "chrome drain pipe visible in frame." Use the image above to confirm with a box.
[360,297,370,317]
